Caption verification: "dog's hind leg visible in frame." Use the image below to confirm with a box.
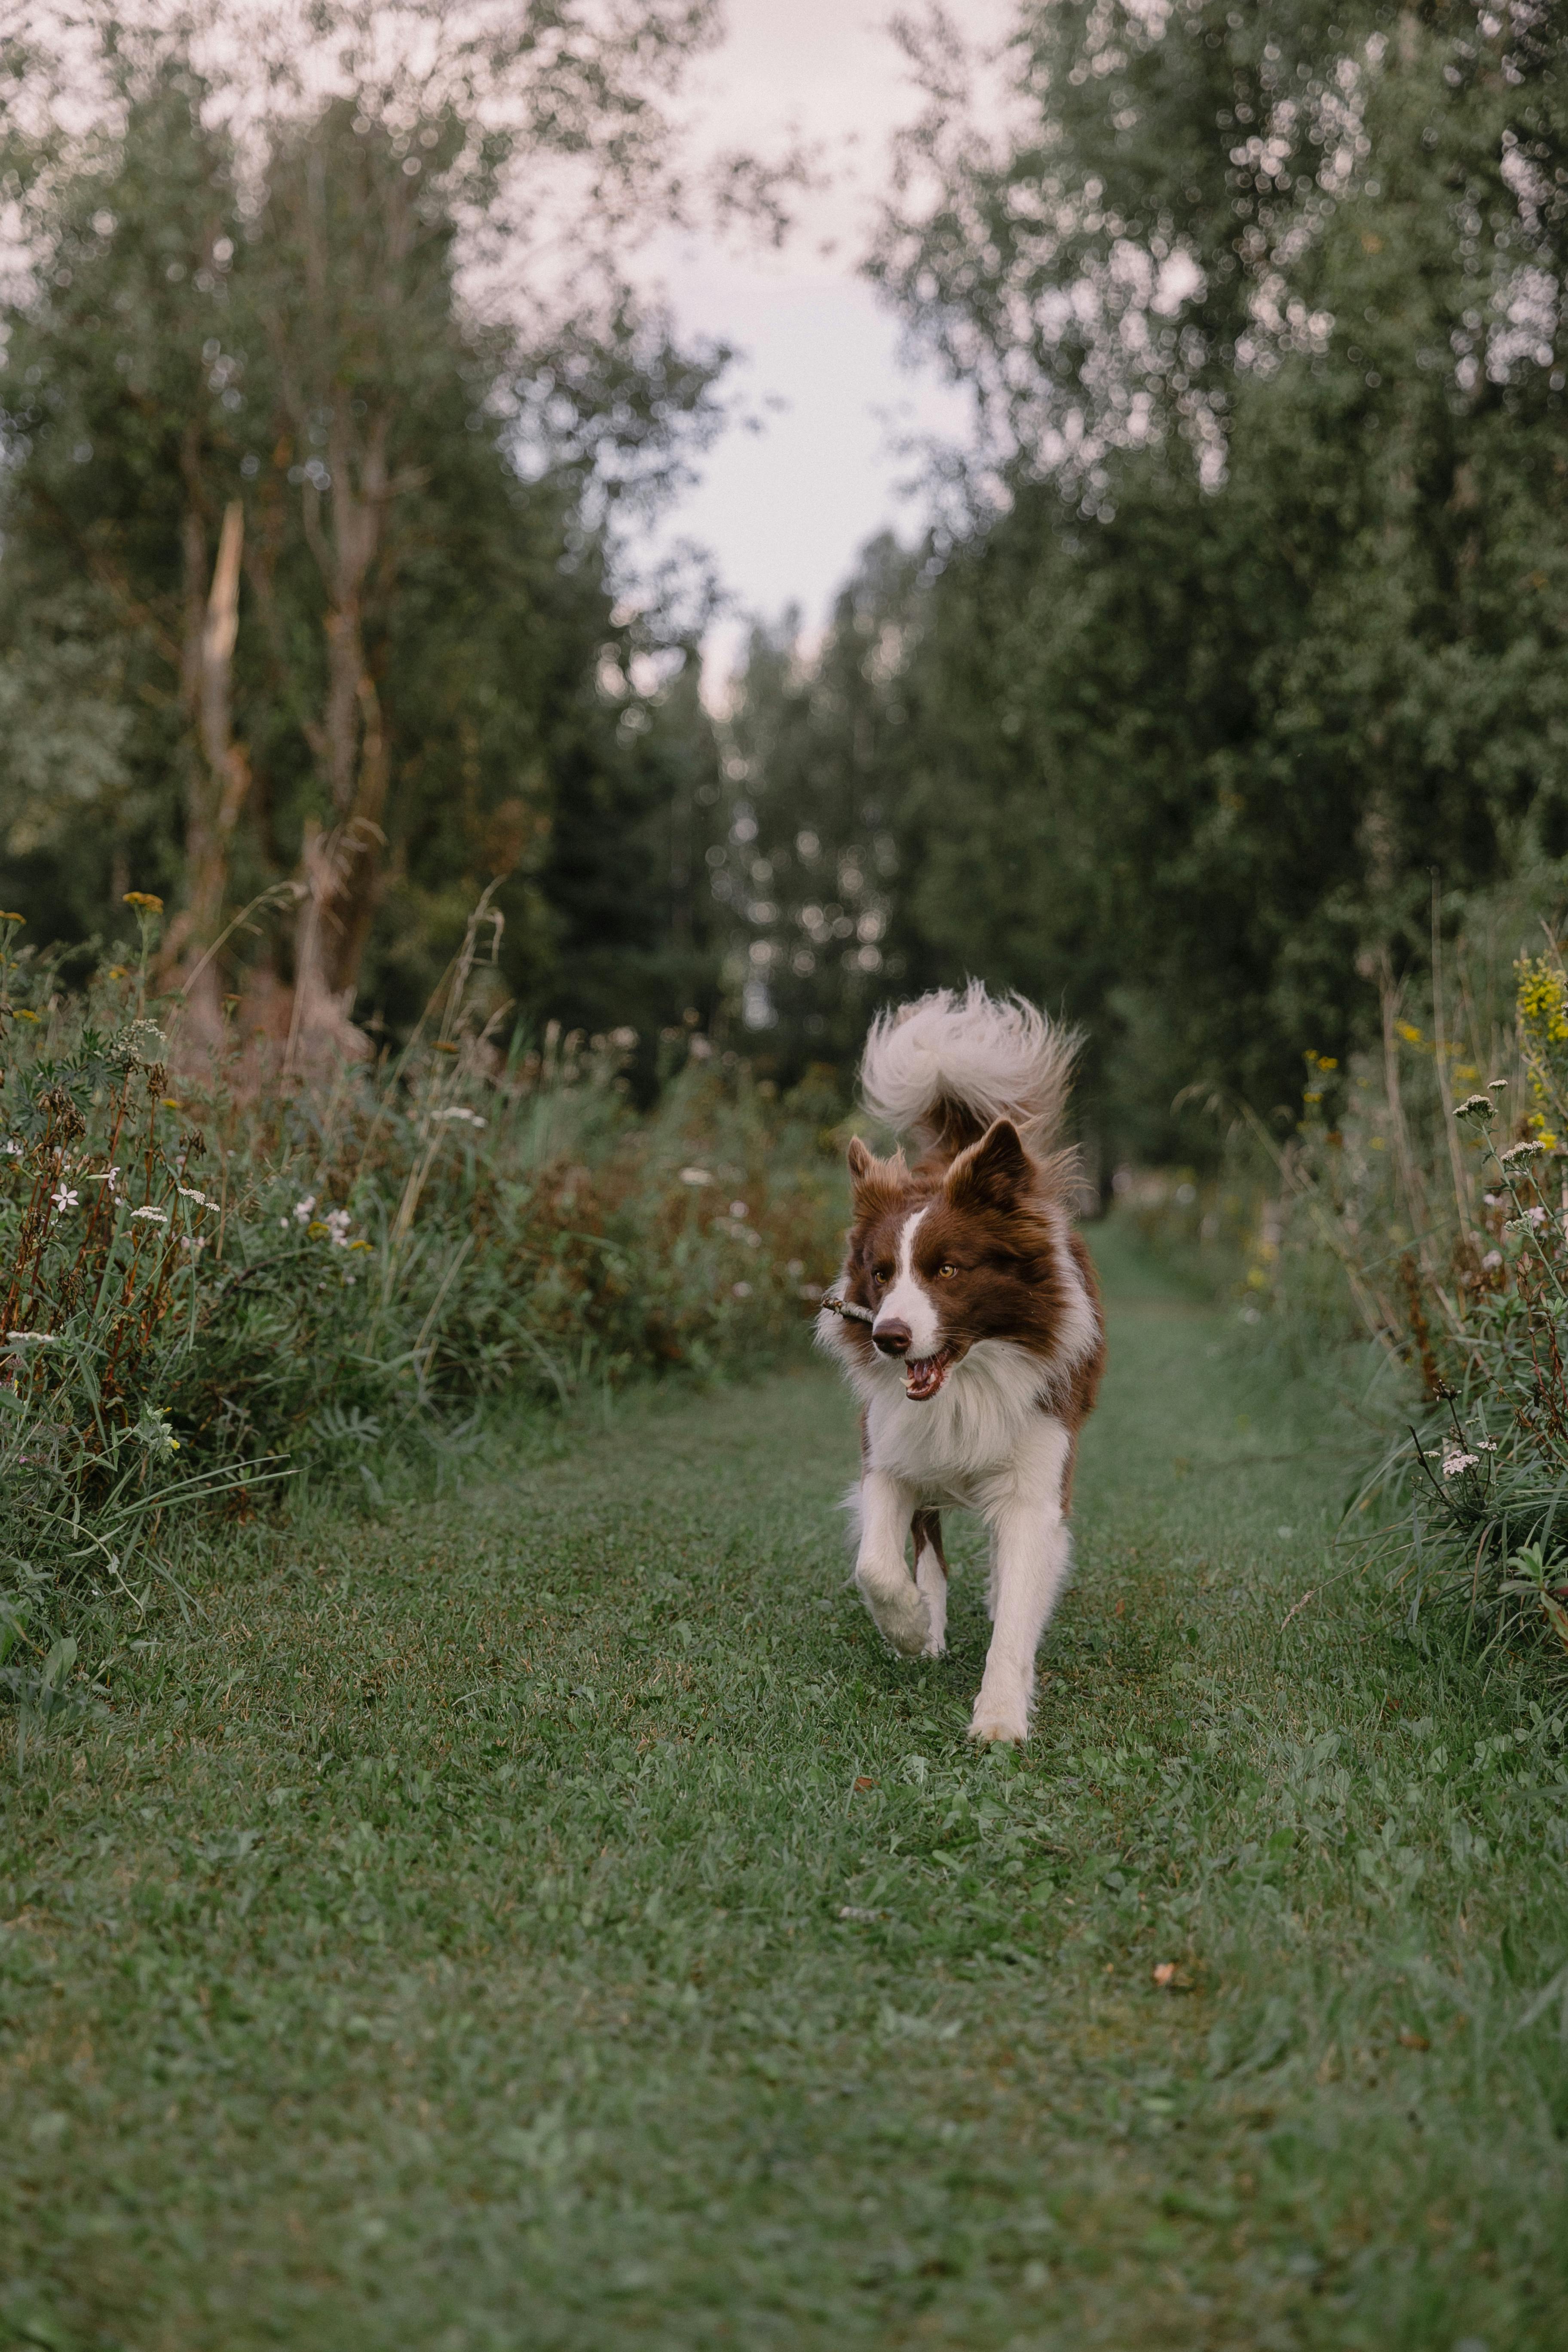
[912,1508,949,1659]
[968,1417,1074,1743]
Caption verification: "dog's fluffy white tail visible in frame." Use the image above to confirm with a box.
[860,982,1080,1158]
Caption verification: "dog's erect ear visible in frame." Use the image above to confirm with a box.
[945,1118,1032,1212]
[846,1136,907,1221]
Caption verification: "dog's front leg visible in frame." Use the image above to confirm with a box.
[968,1422,1074,1743]
[853,1468,930,1656]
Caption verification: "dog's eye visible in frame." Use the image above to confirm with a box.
[873,1264,893,1288]
[937,1263,959,1279]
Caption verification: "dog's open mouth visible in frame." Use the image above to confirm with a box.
[903,1345,957,1402]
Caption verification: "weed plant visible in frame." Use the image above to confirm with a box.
[1244,896,1568,1684]
[0,900,846,1696]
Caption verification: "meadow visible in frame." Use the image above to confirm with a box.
[5,1223,1566,2351]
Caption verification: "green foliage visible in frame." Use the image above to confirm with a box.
[0,909,846,1666]
[0,9,737,1038]
[719,1,1568,1157]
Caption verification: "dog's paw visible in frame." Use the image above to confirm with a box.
[966,1701,1029,1745]
[858,1573,931,1657]
[919,1630,947,1661]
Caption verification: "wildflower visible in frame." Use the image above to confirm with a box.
[4,1331,57,1345]
[85,1167,124,1194]
[732,1281,753,1299]
[1499,1142,1544,1165]
[1441,1450,1480,1478]
[678,1167,713,1186]
[729,1200,749,1219]
[176,1234,207,1253]
[50,1185,79,1212]
[1478,1439,1499,1452]
[1455,1093,1496,1120]
[325,1209,352,1246]
[292,1195,316,1223]
[131,1206,168,1224]
[1396,1021,1424,1046]
[1482,1250,1503,1270]
[1517,956,1568,1043]
[2,1139,21,1156]
[432,1106,487,1127]
[177,1186,217,1209]
[134,1406,179,1455]
[122,891,164,913]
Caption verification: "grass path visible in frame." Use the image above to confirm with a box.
[5,1227,1568,2350]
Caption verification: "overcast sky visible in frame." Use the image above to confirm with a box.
[634,0,1001,681]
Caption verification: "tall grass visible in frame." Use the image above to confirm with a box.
[1240,888,1568,1684]
[0,898,847,1697]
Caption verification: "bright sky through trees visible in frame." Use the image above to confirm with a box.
[634,0,1001,678]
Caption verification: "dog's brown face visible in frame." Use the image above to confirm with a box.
[840,1121,1069,1400]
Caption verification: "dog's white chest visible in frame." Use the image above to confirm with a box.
[864,1340,1050,1502]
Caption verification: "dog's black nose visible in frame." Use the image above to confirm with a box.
[873,1317,912,1357]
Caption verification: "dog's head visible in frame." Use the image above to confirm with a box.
[838,1121,1067,1401]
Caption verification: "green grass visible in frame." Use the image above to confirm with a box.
[5,1224,1568,2351]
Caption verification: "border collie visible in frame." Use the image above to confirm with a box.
[817,984,1106,1743]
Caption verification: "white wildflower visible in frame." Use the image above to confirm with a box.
[729,1200,748,1219]
[324,1208,352,1247]
[731,1280,752,1299]
[1455,1093,1495,1119]
[1441,1450,1480,1478]
[432,1106,487,1127]
[1478,1439,1499,1452]
[293,1195,316,1223]
[2,1139,21,1157]
[678,1167,713,1186]
[4,1330,57,1345]
[1499,1141,1544,1165]
[131,1206,168,1224]
[1482,1250,1503,1270]
[50,1185,79,1211]
[177,1185,216,1209]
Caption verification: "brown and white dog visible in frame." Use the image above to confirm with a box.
[816,984,1106,1743]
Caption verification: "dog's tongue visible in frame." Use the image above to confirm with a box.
[904,1352,949,1402]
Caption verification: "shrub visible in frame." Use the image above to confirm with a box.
[1251,901,1568,1683]
[0,902,848,1683]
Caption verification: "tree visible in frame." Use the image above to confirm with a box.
[825,0,1568,1154]
[0,2,759,1058]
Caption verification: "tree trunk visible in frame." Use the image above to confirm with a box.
[165,493,251,1041]
[285,407,395,1073]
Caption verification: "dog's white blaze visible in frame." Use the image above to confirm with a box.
[873,1205,941,1357]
